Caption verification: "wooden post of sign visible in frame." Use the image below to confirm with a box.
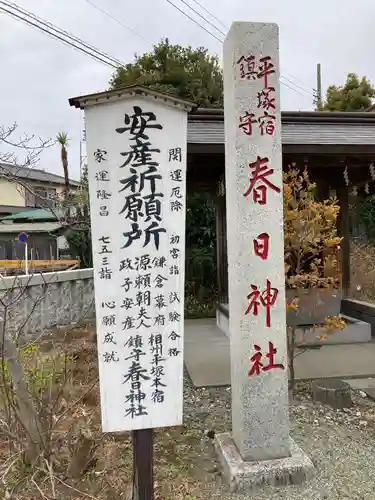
[70,86,193,500]
[132,429,154,500]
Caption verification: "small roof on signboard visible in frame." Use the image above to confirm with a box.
[69,84,196,112]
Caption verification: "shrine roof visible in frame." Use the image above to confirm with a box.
[187,108,375,146]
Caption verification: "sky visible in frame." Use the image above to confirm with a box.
[0,0,374,180]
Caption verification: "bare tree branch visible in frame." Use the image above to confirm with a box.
[0,123,54,169]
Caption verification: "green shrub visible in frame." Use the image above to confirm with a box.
[184,295,216,319]
[1,343,73,397]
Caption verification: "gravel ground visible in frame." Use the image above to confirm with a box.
[182,375,375,500]
[10,327,375,499]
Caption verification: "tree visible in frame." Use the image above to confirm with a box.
[66,164,92,269]
[0,126,55,464]
[0,126,99,481]
[358,195,375,241]
[54,136,91,268]
[56,132,70,200]
[322,73,375,111]
[80,162,88,192]
[109,38,223,108]
[185,192,216,300]
[283,169,345,393]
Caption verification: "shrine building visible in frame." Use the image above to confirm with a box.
[186,107,375,336]
[70,85,375,339]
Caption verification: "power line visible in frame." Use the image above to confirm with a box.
[163,0,224,43]
[284,72,313,90]
[181,1,315,99]
[188,0,228,30]
[1,0,315,100]
[0,5,118,68]
[83,0,152,45]
[0,0,124,67]
[1,0,123,65]
[174,0,226,37]
[280,79,313,98]
[281,75,316,98]
[162,0,315,98]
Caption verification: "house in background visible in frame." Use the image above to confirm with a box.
[0,163,80,217]
[0,208,80,273]
[0,208,70,260]
[0,221,63,261]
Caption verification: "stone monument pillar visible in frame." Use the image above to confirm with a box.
[214,21,315,491]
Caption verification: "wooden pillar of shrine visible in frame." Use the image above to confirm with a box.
[216,176,228,304]
[338,186,351,297]
[316,178,330,201]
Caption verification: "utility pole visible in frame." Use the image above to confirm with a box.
[79,137,82,186]
[316,63,323,110]
[79,117,87,188]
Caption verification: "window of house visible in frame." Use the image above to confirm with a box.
[32,187,57,208]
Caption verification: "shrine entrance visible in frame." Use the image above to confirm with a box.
[186,108,375,337]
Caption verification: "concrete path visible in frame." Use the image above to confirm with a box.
[184,318,231,387]
[184,318,375,388]
[346,378,375,399]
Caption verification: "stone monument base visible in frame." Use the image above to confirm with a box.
[215,433,315,492]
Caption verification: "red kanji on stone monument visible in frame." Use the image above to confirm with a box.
[263,341,285,372]
[243,156,281,205]
[248,342,284,377]
[237,55,257,80]
[245,279,279,327]
[239,111,257,136]
[257,56,275,88]
[258,111,276,136]
[253,232,269,260]
[257,87,276,111]
[248,344,263,376]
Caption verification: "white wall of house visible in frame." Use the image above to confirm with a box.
[0,177,78,209]
[0,178,26,206]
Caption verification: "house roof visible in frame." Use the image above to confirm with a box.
[0,222,63,234]
[0,205,40,215]
[187,108,375,145]
[70,86,375,146]
[0,163,80,187]
[69,84,195,112]
[1,208,58,222]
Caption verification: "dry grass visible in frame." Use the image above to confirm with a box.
[350,241,375,302]
[0,324,221,500]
